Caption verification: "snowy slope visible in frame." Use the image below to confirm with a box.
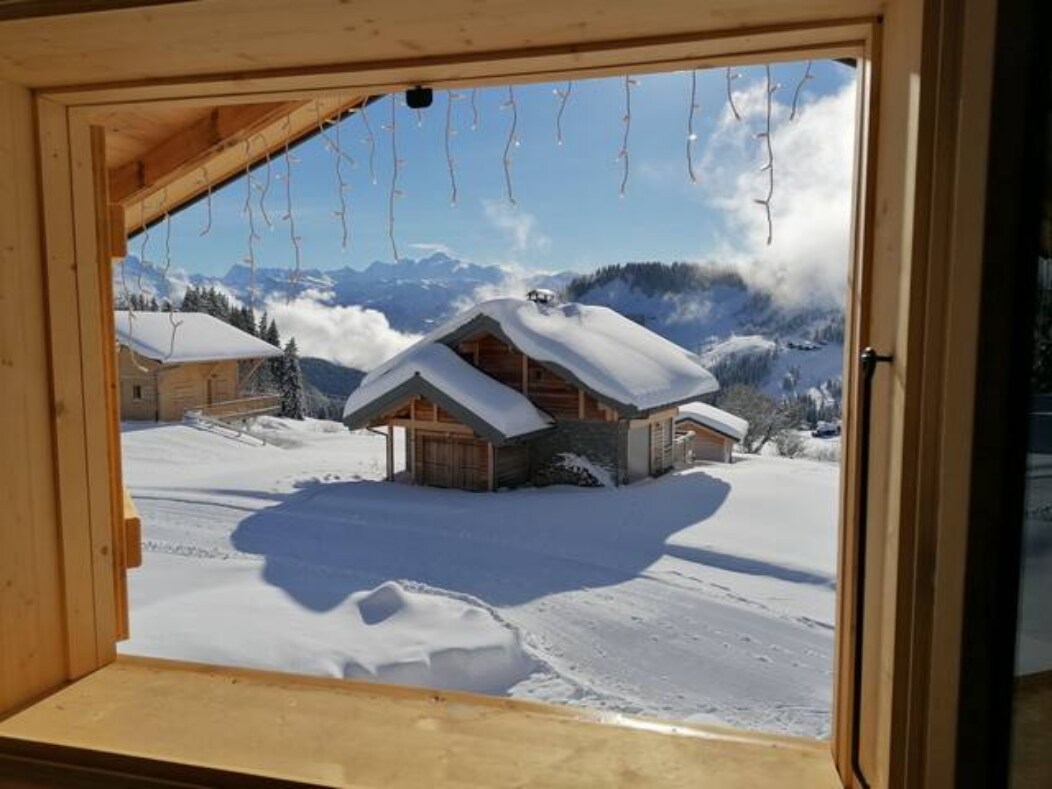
[120,417,839,737]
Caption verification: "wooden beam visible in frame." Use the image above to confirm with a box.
[111,94,366,233]
[387,418,474,436]
[385,420,394,482]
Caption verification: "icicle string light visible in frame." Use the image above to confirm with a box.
[315,102,350,250]
[242,139,260,309]
[726,66,742,121]
[686,70,700,184]
[281,117,303,289]
[445,91,459,206]
[158,188,184,360]
[753,64,776,246]
[136,201,150,293]
[198,164,213,236]
[470,88,479,131]
[252,132,273,229]
[359,100,378,185]
[554,81,573,145]
[789,60,814,122]
[387,94,401,261]
[617,77,637,197]
[502,86,519,205]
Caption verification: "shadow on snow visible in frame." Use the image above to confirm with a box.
[231,472,731,611]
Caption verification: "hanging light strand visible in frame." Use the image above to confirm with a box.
[554,81,573,145]
[686,69,700,184]
[754,64,776,246]
[252,132,273,229]
[316,102,351,250]
[445,91,459,206]
[470,88,480,131]
[789,60,814,122]
[281,118,303,289]
[617,76,636,197]
[198,164,213,236]
[387,94,402,261]
[359,100,378,185]
[502,86,519,205]
[726,66,743,121]
[242,139,260,308]
[159,187,183,360]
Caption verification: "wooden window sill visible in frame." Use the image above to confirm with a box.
[0,657,841,788]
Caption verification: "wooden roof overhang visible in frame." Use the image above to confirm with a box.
[101,93,370,235]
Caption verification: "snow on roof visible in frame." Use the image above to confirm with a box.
[114,311,282,364]
[343,343,554,440]
[676,401,749,442]
[365,298,718,414]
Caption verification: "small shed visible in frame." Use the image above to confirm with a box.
[676,402,749,463]
[114,311,283,422]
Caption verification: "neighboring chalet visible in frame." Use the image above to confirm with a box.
[676,401,749,463]
[114,311,282,422]
[343,297,719,490]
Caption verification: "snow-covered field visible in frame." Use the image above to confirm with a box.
[120,417,839,738]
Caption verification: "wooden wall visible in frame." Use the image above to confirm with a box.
[0,80,68,713]
[684,424,734,463]
[155,360,237,422]
[117,347,158,421]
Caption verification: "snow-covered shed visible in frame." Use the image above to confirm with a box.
[114,311,282,422]
[675,401,749,463]
[344,297,719,490]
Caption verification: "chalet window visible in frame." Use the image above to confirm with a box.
[132,384,143,401]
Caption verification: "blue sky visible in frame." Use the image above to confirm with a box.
[136,60,856,280]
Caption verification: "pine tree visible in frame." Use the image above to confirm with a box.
[279,338,306,420]
[257,310,270,338]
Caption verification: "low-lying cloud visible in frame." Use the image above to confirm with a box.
[266,293,420,372]
[701,75,858,309]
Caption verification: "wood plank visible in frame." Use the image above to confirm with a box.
[0,657,842,788]
[0,0,880,91]
[35,97,101,680]
[0,81,67,714]
[108,101,294,202]
[70,115,119,663]
[116,94,365,233]
[388,418,474,436]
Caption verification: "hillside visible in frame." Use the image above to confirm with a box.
[562,262,845,413]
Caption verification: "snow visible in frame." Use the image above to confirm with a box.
[343,343,554,438]
[114,311,281,364]
[120,417,839,737]
[362,298,719,413]
[677,401,749,442]
[699,334,777,367]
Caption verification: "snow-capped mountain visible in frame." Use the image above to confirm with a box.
[116,252,569,333]
[114,255,844,413]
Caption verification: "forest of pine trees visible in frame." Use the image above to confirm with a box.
[562,261,744,302]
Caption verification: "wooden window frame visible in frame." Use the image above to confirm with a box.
[0,0,1004,785]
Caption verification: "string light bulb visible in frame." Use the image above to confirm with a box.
[686,69,700,184]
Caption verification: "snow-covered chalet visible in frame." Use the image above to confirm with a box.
[115,311,282,422]
[343,295,719,490]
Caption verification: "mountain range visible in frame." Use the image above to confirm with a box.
[114,253,845,413]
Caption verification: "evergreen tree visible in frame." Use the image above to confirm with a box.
[279,338,306,420]
[257,310,270,338]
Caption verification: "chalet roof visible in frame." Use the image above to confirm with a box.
[364,298,719,417]
[343,343,554,444]
[114,311,283,364]
[676,401,749,442]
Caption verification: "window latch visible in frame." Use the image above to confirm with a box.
[852,346,893,789]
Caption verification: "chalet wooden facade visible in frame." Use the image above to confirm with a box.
[114,311,282,422]
[343,298,718,490]
[675,402,750,464]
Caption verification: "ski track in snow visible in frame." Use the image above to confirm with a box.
[121,419,837,738]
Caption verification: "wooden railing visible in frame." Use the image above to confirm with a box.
[195,394,281,421]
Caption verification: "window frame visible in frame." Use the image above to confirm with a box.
[0,0,1003,785]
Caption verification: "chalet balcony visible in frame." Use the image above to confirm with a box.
[193,394,282,421]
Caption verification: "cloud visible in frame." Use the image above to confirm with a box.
[266,294,421,372]
[409,242,454,256]
[700,76,858,309]
[482,199,551,253]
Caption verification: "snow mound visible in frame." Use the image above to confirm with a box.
[357,581,409,624]
[343,583,537,694]
[700,334,777,367]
